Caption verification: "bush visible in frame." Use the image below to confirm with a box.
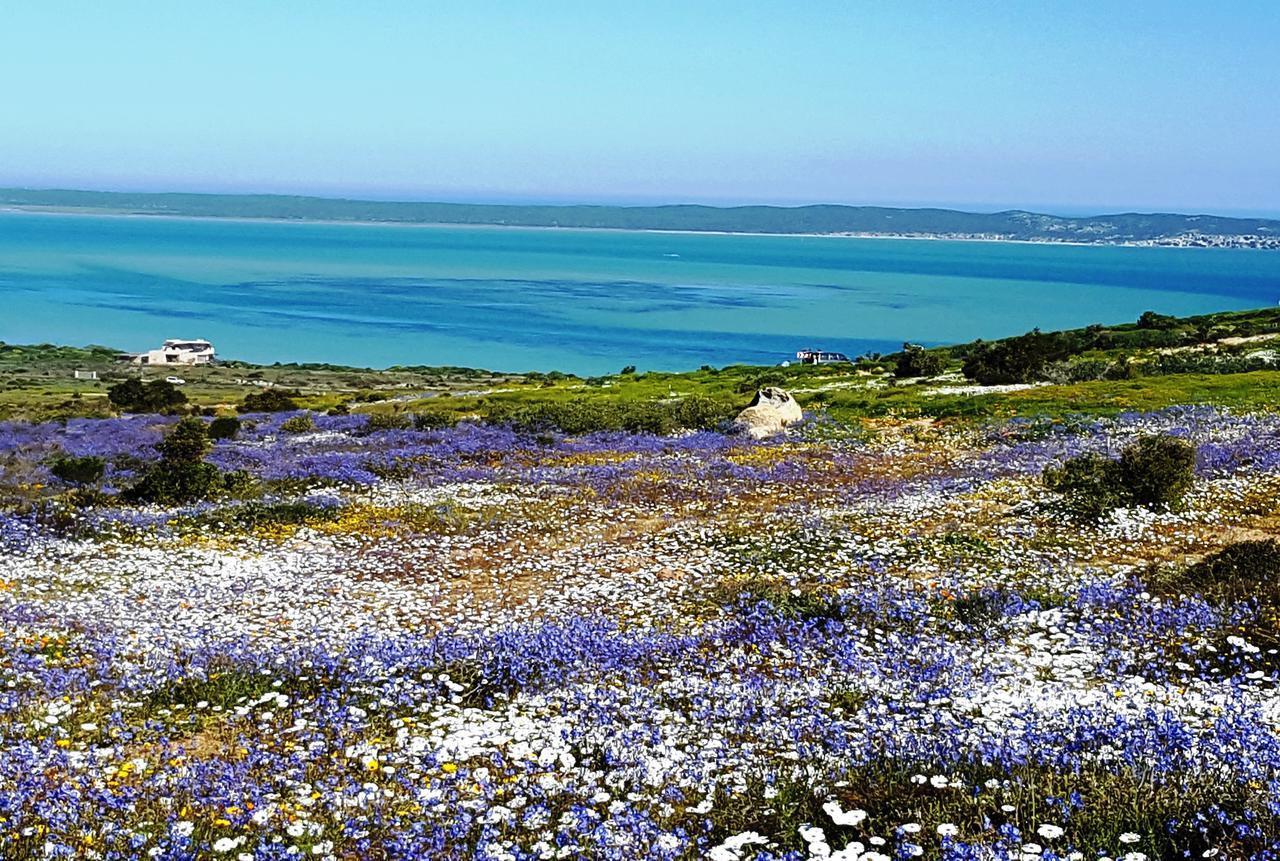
[1179,540,1280,606]
[240,388,300,412]
[485,397,735,436]
[123,417,239,504]
[1138,310,1179,330]
[719,577,844,624]
[280,414,315,434]
[121,462,227,505]
[1040,357,1126,384]
[962,330,1081,385]
[893,343,949,378]
[1143,352,1278,376]
[207,416,241,441]
[107,378,187,413]
[156,418,210,464]
[197,500,342,530]
[1117,434,1196,509]
[1043,434,1197,520]
[221,469,256,497]
[672,395,736,431]
[412,411,458,431]
[1042,452,1128,522]
[363,412,412,433]
[48,455,106,486]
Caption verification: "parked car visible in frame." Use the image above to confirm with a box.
[164,376,186,385]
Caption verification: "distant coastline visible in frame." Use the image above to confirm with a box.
[1,205,1274,251]
[3,188,1278,249]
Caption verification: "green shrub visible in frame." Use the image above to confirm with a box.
[280,414,315,434]
[156,418,210,464]
[363,412,412,433]
[107,378,187,413]
[1138,310,1180,330]
[63,487,112,508]
[198,500,341,530]
[207,416,241,441]
[961,329,1081,384]
[893,343,949,378]
[366,459,415,481]
[240,388,301,412]
[48,455,106,485]
[123,462,228,505]
[1043,452,1128,522]
[1180,540,1280,606]
[412,410,459,431]
[123,417,239,504]
[1117,434,1196,509]
[724,577,844,623]
[1143,352,1278,376]
[221,470,256,497]
[672,395,736,431]
[1041,357,1119,384]
[1043,434,1197,520]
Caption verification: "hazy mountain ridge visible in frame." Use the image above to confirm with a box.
[3,188,1278,244]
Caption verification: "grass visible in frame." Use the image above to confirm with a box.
[827,760,1274,859]
[717,576,845,623]
[5,302,1280,424]
[693,758,1276,859]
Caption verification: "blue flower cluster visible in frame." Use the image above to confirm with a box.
[0,406,1278,858]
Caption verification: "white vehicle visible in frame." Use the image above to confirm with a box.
[164,376,186,385]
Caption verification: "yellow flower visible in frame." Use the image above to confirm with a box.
[441,762,458,774]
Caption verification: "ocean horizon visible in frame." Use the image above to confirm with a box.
[3,210,1278,375]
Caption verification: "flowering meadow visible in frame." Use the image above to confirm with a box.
[3,405,1280,860]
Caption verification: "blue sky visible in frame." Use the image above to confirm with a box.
[3,1,1278,214]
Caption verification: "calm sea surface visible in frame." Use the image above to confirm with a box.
[2,211,1279,374]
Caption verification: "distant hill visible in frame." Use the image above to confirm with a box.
[3,188,1278,246]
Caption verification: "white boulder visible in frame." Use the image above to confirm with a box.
[733,387,803,439]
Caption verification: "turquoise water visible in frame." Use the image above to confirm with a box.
[2,211,1278,374]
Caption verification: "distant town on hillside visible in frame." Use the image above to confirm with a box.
[3,187,1278,248]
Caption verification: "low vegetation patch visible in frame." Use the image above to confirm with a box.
[241,387,301,412]
[279,413,315,434]
[207,416,241,440]
[721,576,844,623]
[47,454,106,486]
[122,417,254,504]
[486,395,736,435]
[107,378,187,413]
[1043,433,1196,520]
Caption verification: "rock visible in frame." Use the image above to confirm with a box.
[733,404,787,440]
[749,387,803,425]
[733,387,803,439]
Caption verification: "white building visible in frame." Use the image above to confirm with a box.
[128,339,216,366]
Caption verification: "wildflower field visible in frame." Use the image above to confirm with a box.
[4,404,1280,860]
